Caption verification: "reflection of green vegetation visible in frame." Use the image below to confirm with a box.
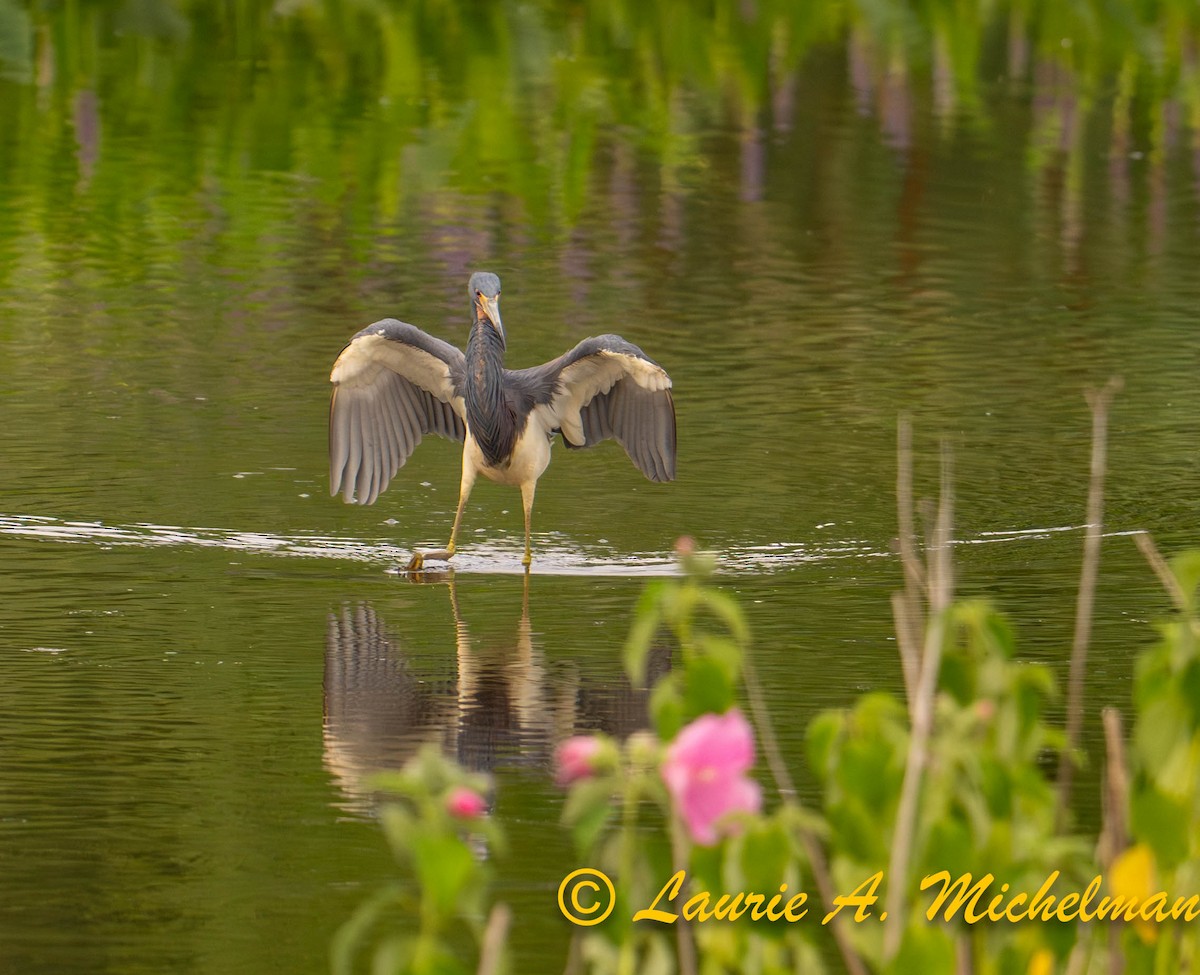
[2,0,1199,229]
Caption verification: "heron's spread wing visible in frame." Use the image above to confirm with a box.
[329,319,467,504]
[513,334,676,482]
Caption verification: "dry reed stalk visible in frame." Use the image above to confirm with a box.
[883,441,954,960]
[1056,377,1122,826]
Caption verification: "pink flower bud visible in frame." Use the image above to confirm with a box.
[555,736,603,786]
[674,535,696,556]
[446,786,487,819]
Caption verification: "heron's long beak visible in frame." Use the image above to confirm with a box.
[478,294,504,342]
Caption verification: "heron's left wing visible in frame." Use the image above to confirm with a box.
[330,319,467,505]
[510,334,676,482]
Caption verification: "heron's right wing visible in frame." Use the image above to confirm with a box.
[329,319,467,505]
[511,334,676,482]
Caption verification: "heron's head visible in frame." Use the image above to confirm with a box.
[468,272,504,345]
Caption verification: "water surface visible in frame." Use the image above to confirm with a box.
[2,4,1199,973]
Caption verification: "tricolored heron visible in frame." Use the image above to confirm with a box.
[329,272,676,568]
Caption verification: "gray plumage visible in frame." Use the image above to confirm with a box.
[329,320,467,505]
[329,272,676,566]
[513,334,677,482]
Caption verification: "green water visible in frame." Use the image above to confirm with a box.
[2,2,1199,973]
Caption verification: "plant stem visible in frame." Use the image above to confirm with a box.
[894,416,925,714]
[1056,378,1121,827]
[1100,707,1129,975]
[883,441,954,960]
[477,903,511,975]
[616,769,641,975]
[1133,531,1187,612]
[668,814,697,975]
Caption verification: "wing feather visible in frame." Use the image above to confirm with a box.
[383,375,417,453]
[375,386,400,481]
[355,399,377,505]
[370,394,393,503]
[329,389,351,494]
[510,334,676,483]
[387,381,419,464]
[341,396,363,500]
[329,319,467,504]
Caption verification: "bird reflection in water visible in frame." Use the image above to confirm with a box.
[323,574,670,812]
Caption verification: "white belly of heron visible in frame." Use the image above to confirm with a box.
[464,422,553,488]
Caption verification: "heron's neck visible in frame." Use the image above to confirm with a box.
[465,324,512,465]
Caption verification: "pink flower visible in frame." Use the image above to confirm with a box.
[661,709,762,846]
[446,786,487,819]
[555,736,603,786]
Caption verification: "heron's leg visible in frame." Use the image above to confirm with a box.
[405,454,477,572]
[520,480,536,567]
[447,457,478,557]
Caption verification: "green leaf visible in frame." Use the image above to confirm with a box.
[378,803,418,860]
[369,935,417,975]
[893,922,956,975]
[1134,643,1173,704]
[1135,695,1193,790]
[806,711,844,780]
[1167,549,1200,613]
[640,936,676,975]
[1180,660,1200,723]
[923,816,973,881]
[562,778,615,855]
[695,588,751,646]
[1130,785,1190,868]
[661,583,694,629]
[411,834,477,917]
[694,634,743,682]
[651,677,685,740]
[409,942,470,975]
[739,818,792,894]
[331,884,408,975]
[624,581,669,683]
[690,842,724,892]
[981,608,1016,658]
[827,797,888,863]
[938,650,973,705]
[855,691,908,729]
[367,769,422,799]
[838,734,901,811]
[682,654,735,717]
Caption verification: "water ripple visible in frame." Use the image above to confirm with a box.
[0,512,1142,576]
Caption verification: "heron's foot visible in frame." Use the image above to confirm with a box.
[406,547,454,572]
